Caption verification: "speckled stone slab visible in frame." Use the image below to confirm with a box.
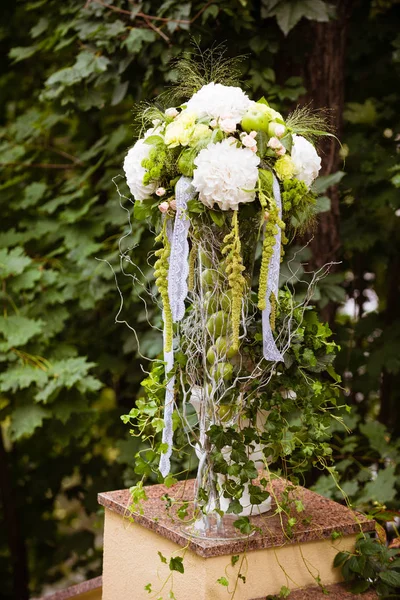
[251,582,378,599]
[34,576,102,600]
[98,478,374,559]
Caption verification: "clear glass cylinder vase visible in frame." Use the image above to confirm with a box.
[180,211,271,540]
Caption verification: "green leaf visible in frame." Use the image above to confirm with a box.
[158,551,167,564]
[0,315,43,349]
[209,210,225,227]
[0,364,48,392]
[312,171,346,194]
[0,247,31,277]
[123,29,157,53]
[314,196,331,213]
[359,421,391,457]
[379,569,400,588]
[10,404,50,440]
[217,577,229,587]
[261,0,333,36]
[357,465,397,504]
[333,551,349,568]
[343,100,377,124]
[169,556,184,574]
[349,580,370,594]
[233,516,253,535]
[34,357,101,403]
[9,46,37,62]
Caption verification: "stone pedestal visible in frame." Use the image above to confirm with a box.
[98,479,374,600]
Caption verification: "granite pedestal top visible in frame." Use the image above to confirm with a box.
[252,582,379,599]
[34,576,102,600]
[98,478,374,559]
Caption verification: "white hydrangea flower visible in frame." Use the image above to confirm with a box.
[123,130,159,200]
[291,135,321,188]
[192,139,260,211]
[185,82,251,124]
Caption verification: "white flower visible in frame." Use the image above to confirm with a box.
[165,107,179,118]
[291,135,321,188]
[219,118,237,133]
[186,82,251,125]
[192,139,260,211]
[123,135,158,201]
[156,187,166,197]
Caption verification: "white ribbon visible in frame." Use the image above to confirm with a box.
[159,177,194,477]
[159,342,175,478]
[168,176,195,322]
[262,174,284,362]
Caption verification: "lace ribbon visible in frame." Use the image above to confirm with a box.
[168,176,195,322]
[262,174,284,362]
[159,177,194,477]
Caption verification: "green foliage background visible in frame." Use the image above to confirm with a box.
[0,0,399,597]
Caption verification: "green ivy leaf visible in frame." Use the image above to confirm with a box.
[233,516,253,535]
[169,556,184,574]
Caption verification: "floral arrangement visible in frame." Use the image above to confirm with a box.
[121,56,341,538]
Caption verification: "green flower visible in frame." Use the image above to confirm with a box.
[275,155,296,181]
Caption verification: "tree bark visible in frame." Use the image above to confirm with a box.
[300,1,355,322]
[0,428,29,600]
[379,253,400,433]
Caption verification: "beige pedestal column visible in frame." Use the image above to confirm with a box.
[98,480,374,600]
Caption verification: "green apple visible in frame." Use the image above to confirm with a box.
[215,336,238,358]
[201,268,219,289]
[199,250,213,268]
[206,310,228,337]
[216,362,233,381]
[219,404,235,422]
[206,347,216,365]
[204,290,218,313]
[241,103,284,133]
[241,104,271,133]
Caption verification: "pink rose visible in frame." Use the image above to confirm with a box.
[158,201,169,213]
[156,187,166,197]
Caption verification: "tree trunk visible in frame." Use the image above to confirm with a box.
[301,0,355,322]
[379,253,400,433]
[0,428,29,600]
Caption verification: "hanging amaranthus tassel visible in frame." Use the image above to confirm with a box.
[257,199,285,311]
[187,242,197,292]
[222,210,246,352]
[154,218,173,352]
